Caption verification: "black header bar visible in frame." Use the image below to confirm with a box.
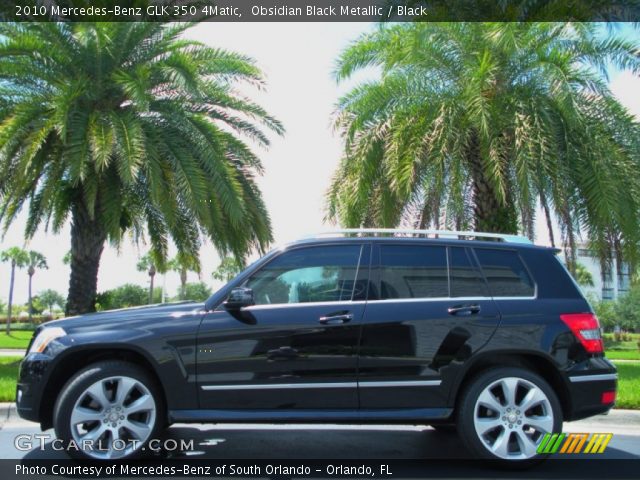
[3,0,640,22]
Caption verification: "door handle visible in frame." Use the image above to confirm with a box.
[319,312,353,325]
[447,304,481,316]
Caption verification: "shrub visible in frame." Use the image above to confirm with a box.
[615,285,640,332]
[175,282,212,302]
[96,284,149,311]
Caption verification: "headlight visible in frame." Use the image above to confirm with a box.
[28,327,66,354]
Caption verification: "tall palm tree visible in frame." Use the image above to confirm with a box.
[169,252,201,300]
[0,247,29,334]
[328,23,640,271]
[26,250,48,327]
[0,22,283,315]
[136,252,163,305]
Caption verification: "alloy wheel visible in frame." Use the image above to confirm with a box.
[473,376,554,460]
[69,375,156,459]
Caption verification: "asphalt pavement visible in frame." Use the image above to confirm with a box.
[0,403,638,462]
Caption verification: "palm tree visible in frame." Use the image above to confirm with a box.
[0,247,29,334]
[136,253,164,305]
[328,23,640,271]
[26,251,48,327]
[169,252,201,300]
[0,23,283,315]
[574,263,595,288]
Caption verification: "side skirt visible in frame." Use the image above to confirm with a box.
[168,408,453,424]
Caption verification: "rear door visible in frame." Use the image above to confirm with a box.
[357,243,501,409]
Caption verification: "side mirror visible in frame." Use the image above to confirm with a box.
[223,287,254,311]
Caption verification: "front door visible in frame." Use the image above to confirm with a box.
[197,243,370,410]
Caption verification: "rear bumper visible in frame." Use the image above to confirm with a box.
[565,358,617,421]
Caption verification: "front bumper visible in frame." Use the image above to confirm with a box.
[16,352,54,425]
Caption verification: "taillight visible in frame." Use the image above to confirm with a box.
[601,391,616,404]
[560,313,604,354]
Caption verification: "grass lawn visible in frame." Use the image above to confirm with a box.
[613,361,640,410]
[0,356,21,402]
[603,333,639,352]
[0,331,32,350]
[607,350,640,360]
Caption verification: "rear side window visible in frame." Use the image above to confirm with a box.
[475,249,535,297]
[449,247,487,297]
[379,245,448,299]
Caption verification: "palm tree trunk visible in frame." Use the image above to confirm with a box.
[467,132,517,234]
[66,204,106,316]
[418,202,430,230]
[540,191,555,247]
[560,204,577,274]
[28,272,33,329]
[6,262,15,335]
[180,269,187,299]
[148,273,155,305]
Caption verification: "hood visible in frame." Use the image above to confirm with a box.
[44,301,205,333]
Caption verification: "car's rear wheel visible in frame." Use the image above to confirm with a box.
[53,361,163,460]
[457,367,562,466]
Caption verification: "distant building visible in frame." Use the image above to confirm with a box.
[562,244,630,301]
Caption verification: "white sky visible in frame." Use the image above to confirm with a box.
[1,23,639,306]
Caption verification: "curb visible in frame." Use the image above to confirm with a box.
[0,402,17,426]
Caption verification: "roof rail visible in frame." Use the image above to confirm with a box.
[306,228,532,244]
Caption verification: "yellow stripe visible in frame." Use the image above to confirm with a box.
[585,434,606,454]
[584,434,597,453]
[597,434,613,454]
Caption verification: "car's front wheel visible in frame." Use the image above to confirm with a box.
[457,367,562,465]
[53,360,163,460]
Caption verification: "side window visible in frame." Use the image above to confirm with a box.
[246,245,362,305]
[474,248,535,297]
[379,245,448,299]
[449,247,487,297]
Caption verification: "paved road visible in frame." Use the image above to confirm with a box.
[0,406,638,464]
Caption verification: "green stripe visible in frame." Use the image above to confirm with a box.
[543,433,558,453]
[550,433,566,453]
[537,433,552,454]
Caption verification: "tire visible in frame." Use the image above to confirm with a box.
[430,424,457,434]
[53,360,164,460]
[457,367,562,466]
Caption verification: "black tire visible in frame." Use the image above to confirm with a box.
[430,424,457,434]
[457,367,562,467]
[53,360,164,460]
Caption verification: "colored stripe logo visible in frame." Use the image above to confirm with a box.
[537,433,613,454]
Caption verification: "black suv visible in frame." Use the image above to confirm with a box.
[17,230,617,463]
